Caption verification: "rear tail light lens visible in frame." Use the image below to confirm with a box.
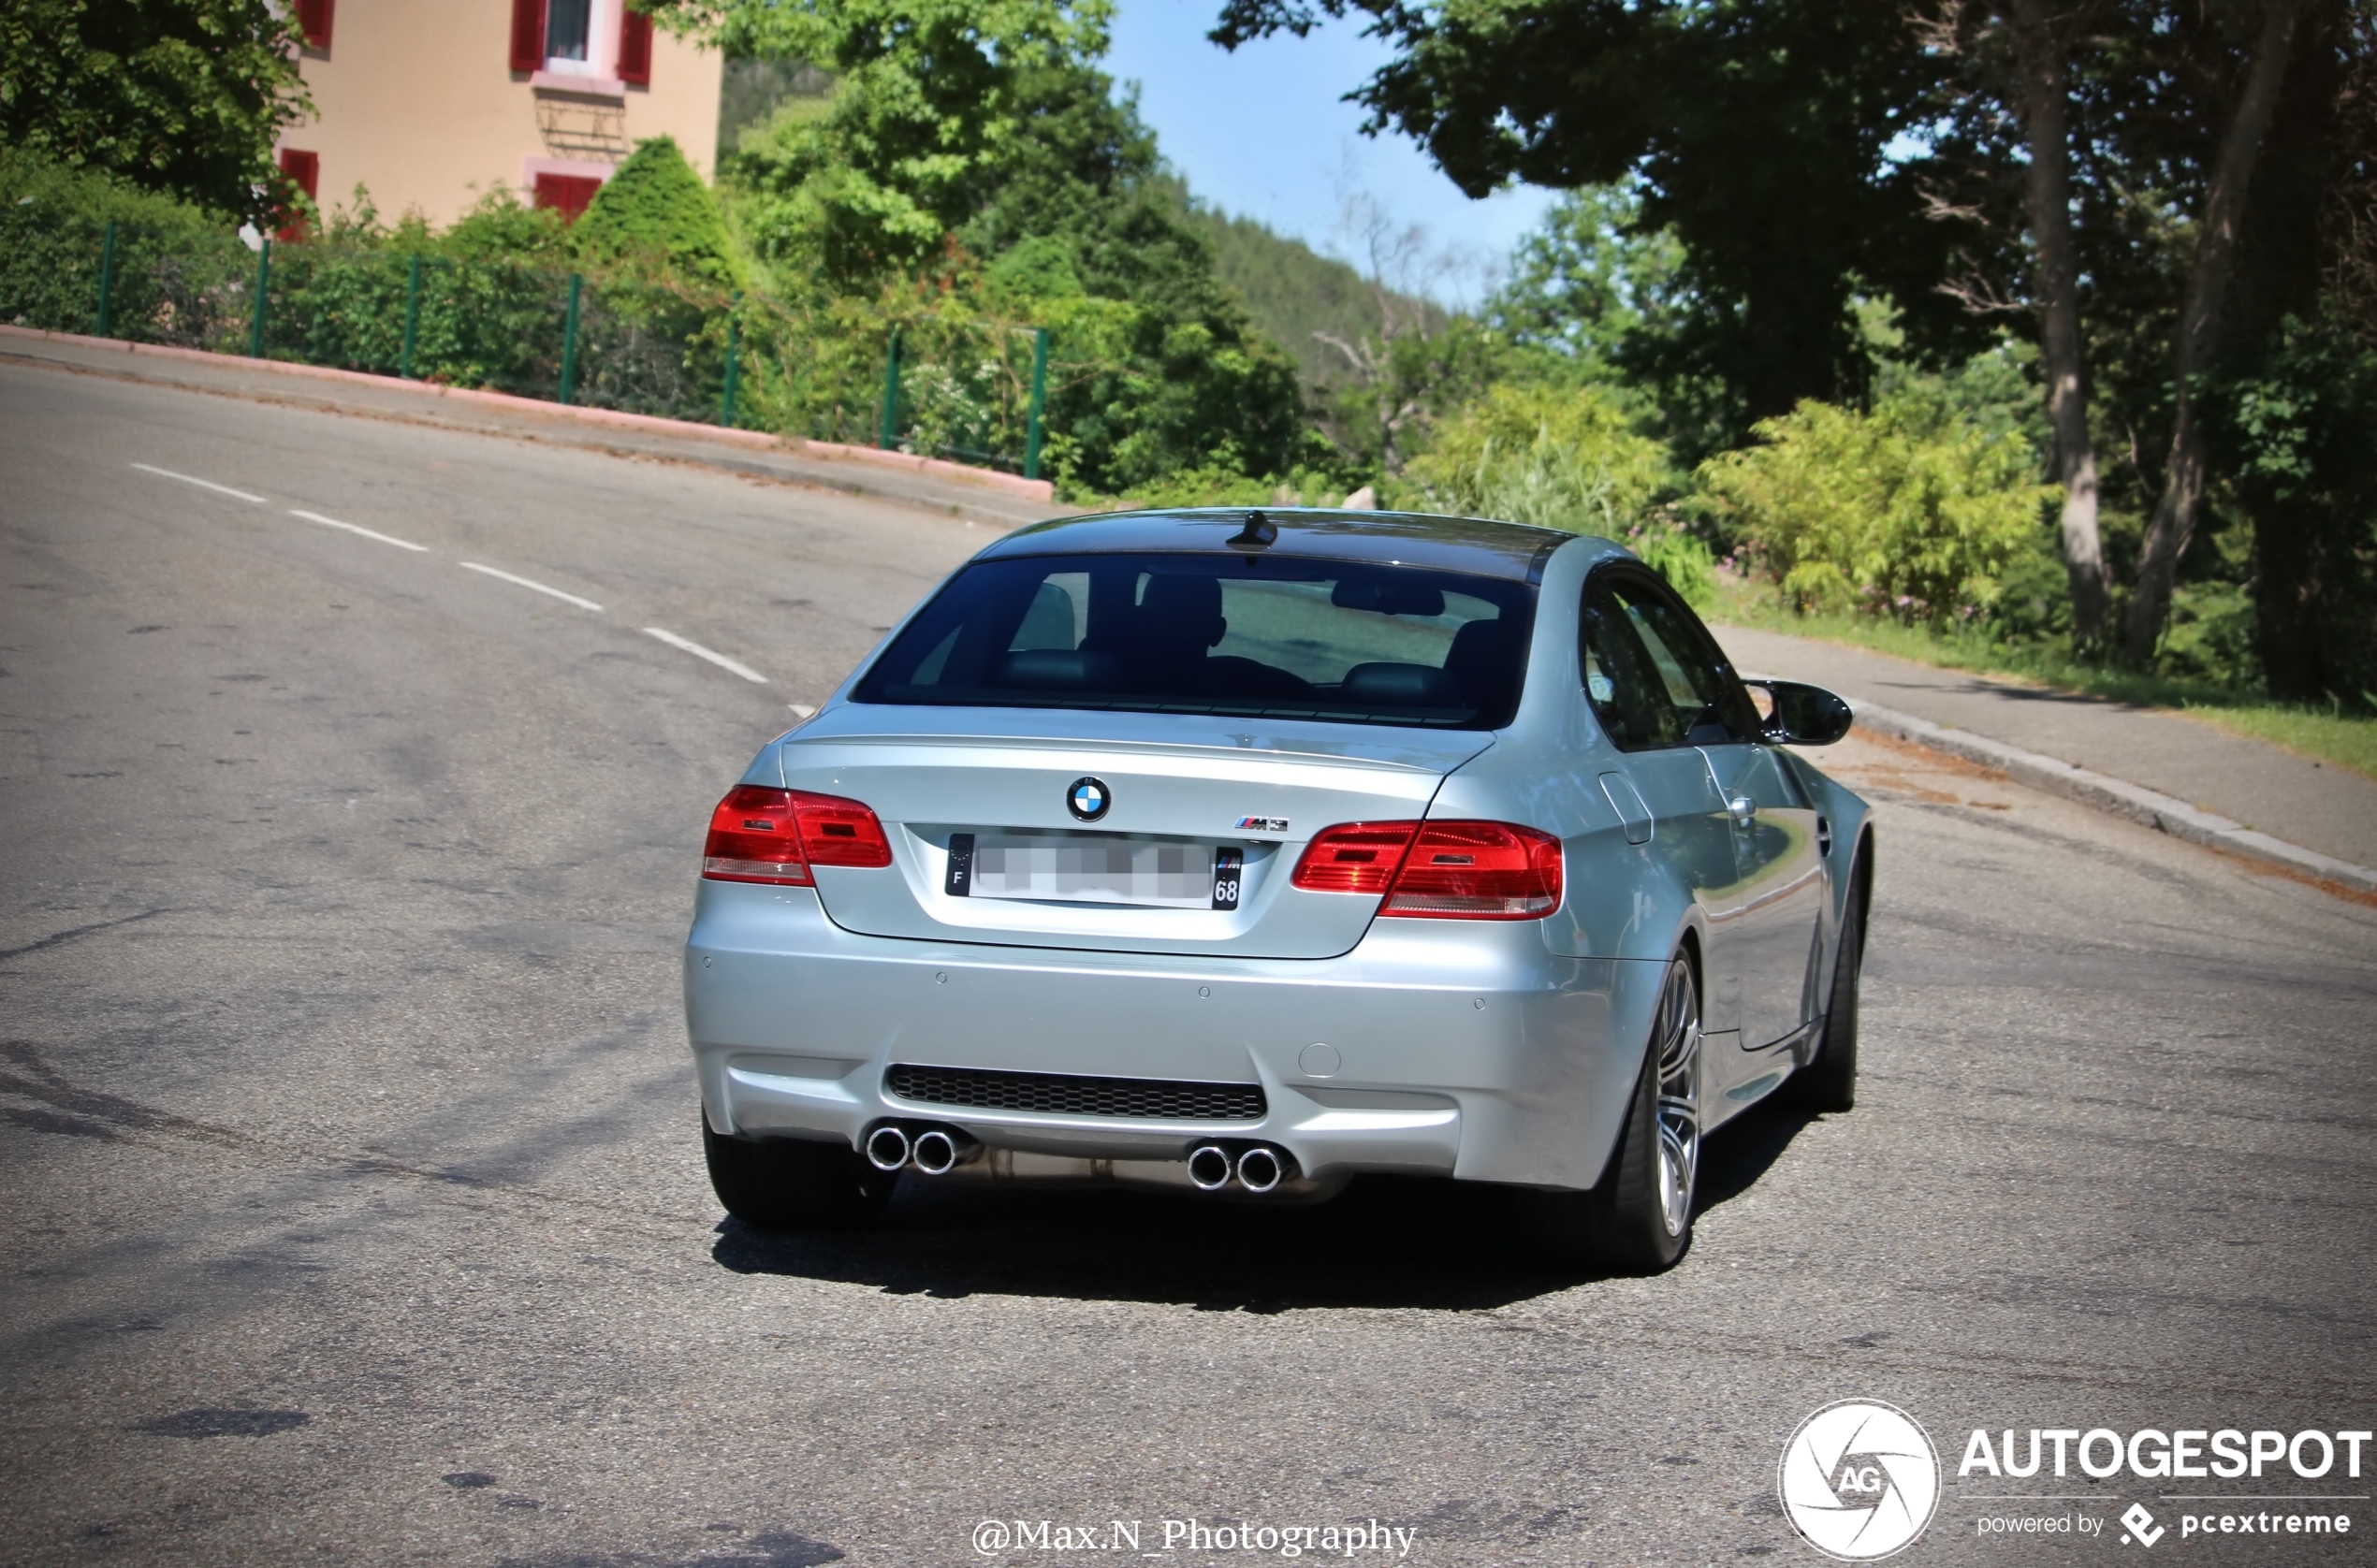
[1291,819,1563,920]
[1291,821,1421,894]
[1383,820,1563,918]
[702,786,892,885]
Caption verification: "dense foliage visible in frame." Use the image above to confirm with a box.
[0,0,308,223]
[1698,389,2056,625]
[677,0,1317,494]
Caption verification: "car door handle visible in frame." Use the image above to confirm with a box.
[1728,795,1757,826]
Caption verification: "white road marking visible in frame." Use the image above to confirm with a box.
[129,463,268,503]
[290,509,429,553]
[459,561,603,612]
[788,704,817,718]
[645,627,767,683]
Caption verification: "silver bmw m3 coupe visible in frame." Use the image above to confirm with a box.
[685,508,1870,1270]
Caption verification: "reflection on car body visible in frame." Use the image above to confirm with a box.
[684,508,1870,1270]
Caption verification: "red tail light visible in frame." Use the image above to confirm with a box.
[702,786,892,885]
[1291,821,1422,894]
[1382,820,1563,918]
[1291,819,1562,919]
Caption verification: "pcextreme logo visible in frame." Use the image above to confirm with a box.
[1779,1400,1943,1561]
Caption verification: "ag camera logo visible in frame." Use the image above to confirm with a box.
[1779,1400,1941,1561]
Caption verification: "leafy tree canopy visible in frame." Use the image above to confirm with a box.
[1211,0,1988,435]
[0,0,308,222]
[649,0,1113,282]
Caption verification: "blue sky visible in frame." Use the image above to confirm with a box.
[1102,0,1557,296]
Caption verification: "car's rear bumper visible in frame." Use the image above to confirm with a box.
[685,880,1667,1190]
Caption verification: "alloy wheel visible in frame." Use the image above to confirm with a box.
[1653,960,1702,1237]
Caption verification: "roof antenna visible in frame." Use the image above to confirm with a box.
[1226,511,1278,551]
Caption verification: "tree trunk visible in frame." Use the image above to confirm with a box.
[2010,0,2109,647]
[2123,0,2304,664]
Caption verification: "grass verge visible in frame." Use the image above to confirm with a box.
[1711,578,2377,783]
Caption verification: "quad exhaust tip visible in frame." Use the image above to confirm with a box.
[1235,1145,1285,1194]
[865,1124,911,1172]
[1187,1141,1294,1193]
[1187,1143,1233,1191]
[910,1126,979,1175]
[865,1121,981,1174]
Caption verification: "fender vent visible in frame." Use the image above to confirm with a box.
[885,1064,1265,1122]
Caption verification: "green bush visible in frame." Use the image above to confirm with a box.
[1696,390,2055,623]
[1403,383,1672,535]
[573,137,740,291]
[0,149,251,345]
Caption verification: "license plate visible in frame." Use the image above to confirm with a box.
[947,834,1240,910]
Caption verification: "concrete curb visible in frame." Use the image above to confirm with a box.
[0,323,1057,504]
[1846,698,2377,896]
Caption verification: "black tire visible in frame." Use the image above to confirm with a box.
[1526,954,1701,1273]
[1792,858,1866,1113]
[703,1117,895,1230]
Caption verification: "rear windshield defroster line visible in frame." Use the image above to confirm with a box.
[853,552,1538,731]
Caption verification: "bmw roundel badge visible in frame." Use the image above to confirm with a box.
[1067,777,1111,822]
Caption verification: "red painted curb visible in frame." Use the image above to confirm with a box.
[0,323,1057,503]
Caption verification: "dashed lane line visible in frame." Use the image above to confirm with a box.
[789,704,818,718]
[459,561,603,612]
[128,463,269,503]
[290,509,430,553]
[644,627,768,684]
[127,462,784,696]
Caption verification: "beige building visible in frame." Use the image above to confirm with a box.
[275,0,722,226]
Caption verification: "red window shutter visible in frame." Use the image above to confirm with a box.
[509,0,546,71]
[533,173,602,224]
[617,7,652,85]
[275,149,320,240]
[294,0,333,48]
[279,148,320,201]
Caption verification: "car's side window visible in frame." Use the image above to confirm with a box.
[1582,569,1751,750]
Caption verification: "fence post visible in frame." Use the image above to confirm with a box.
[401,254,422,379]
[248,237,271,360]
[559,272,583,405]
[94,220,119,339]
[720,291,742,428]
[1024,327,1050,481]
[877,327,902,449]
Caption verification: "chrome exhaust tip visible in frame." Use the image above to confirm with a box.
[864,1124,911,1172]
[1235,1144,1287,1194]
[909,1126,978,1176]
[1186,1143,1233,1191]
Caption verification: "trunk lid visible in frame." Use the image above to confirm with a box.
[780,706,1491,958]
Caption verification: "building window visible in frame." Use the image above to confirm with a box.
[533,172,603,223]
[544,0,591,62]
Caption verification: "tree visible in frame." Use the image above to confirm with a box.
[572,135,740,291]
[0,0,308,222]
[649,0,1113,283]
[2120,1,2307,664]
[1211,0,1991,438]
[669,0,1314,495]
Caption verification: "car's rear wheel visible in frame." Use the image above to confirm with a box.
[1791,859,1866,1113]
[703,1117,895,1230]
[1528,953,1701,1272]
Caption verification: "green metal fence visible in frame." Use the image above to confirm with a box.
[7,216,1050,477]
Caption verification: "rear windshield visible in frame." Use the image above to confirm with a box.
[853,552,1536,729]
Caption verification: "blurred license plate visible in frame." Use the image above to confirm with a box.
[950,835,1233,909]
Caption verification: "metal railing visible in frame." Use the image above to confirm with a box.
[28,217,1052,478]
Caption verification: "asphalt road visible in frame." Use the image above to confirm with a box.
[4,361,2373,1568]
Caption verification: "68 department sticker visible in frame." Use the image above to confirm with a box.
[1779,1399,1942,1561]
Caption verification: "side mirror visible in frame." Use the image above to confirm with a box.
[1743,679,1853,746]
